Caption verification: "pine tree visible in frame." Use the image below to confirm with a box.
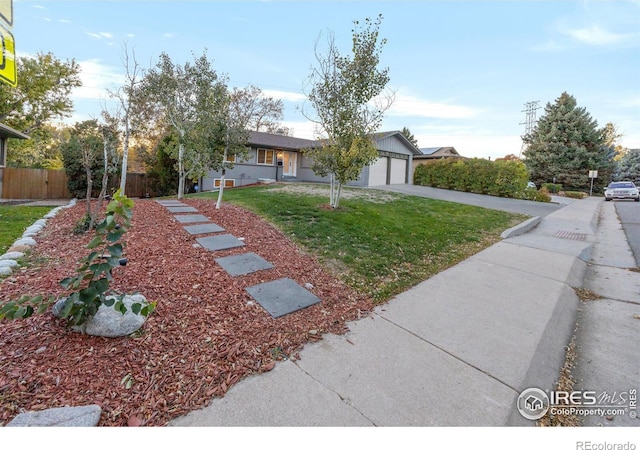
[617,149,640,182]
[523,92,615,191]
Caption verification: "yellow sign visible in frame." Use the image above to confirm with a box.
[0,0,11,27]
[0,23,16,87]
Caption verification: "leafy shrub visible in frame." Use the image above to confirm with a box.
[519,187,551,202]
[0,190,155,326]
[542,183,563,194]
[414,158,529,199]
[564,191,586,199]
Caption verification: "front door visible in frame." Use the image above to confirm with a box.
[282,151,297,177]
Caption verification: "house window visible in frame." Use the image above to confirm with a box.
[257,148,275,165]
[225,154,236,163]
[214,179,235,188]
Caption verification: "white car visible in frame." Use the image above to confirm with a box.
[604,181,640,202]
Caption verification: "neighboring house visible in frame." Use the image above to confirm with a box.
[412,146,463,173]
[0,122,29,198]
[201,130,421,190]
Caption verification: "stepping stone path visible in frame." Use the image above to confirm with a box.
[157,200,320,317]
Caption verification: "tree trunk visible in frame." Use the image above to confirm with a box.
[85,163,93,219]
[329,173,336,208]
[177,141,185,199]
[90,139,110,230]
[216,131,229,210]
[334,181,343,209]
[216,169,225,210]
[119,120,130,195]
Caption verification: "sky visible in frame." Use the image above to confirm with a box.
[10,0,640,160]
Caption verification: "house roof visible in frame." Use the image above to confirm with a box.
[249,131,318,150]
[415,146,461,159]
[372,130,422,155]
[0,122,29,140]
[249,130,423,156]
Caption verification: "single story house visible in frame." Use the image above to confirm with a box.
[201,130,421,190]
[0,122,29,198]
[412,146,463,173]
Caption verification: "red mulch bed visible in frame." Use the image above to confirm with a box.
[0,198,374,426]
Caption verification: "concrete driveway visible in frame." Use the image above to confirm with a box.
[371,184,565,217]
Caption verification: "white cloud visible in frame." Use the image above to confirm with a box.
[86,31,114,40]
[163,33,174,39]
[280,120,317,140]
[262,89,306,103]
[387,92,481,120]
[73,59,125,101]
[565,25,630,46]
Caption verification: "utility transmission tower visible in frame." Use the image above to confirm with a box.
[519,101,540,157]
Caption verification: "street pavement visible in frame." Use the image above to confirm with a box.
[169,189,639,427]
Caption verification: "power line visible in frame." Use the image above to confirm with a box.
[519,100,540,157]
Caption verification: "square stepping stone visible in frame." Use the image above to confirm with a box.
[174,214,210,224]
[167,206,199,213]
[156,200,185,206]
[183,223,225,235]
[196,234,246,251]
[246,277,321,318]
[215,252,274,277]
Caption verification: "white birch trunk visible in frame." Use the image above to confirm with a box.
[119,121,130,195]
[329,173,336,208]
[334,181,342,209]
[216,129,229,210]
[177,136,185,199]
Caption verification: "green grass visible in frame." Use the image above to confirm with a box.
[195,184,528,302]
[0,205,53,254]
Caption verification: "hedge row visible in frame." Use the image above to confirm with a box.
[413,158,530,198]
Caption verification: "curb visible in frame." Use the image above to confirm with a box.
[500,216,541,239]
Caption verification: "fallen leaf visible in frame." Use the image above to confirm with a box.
[127,415,143,427]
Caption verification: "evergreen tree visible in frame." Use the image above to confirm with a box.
[523,92,615,191]
[401,127,419,148]
[617,149,640,182]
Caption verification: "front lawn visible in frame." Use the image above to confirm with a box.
[193,184,527,302]
[0,205,53,254]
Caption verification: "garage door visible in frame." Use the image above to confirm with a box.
[389,158,406,184]
[368,157,388,186]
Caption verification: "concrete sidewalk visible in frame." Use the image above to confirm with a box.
[169,197,635,427]
[572,201,640,427]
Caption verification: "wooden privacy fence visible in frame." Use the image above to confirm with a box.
[1,168,72,199]
[0,168,153,199]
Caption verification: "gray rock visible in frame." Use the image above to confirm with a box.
[24,225,43,233]
[8,245,31,253]
[53,294,150,337]
[6,405,102,427]
[14,237,36,247]
[44,207,62,219]
[0,260,18,268]
[0,252,24,260]
[0,266,12,276]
